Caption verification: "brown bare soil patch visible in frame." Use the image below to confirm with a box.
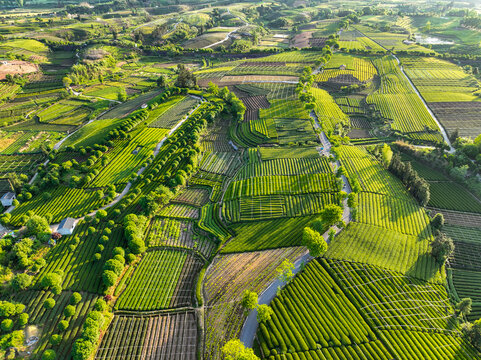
[291,31,313,48]
[0,60,38,80]
[429,101,481,138]
[241,95,270,110]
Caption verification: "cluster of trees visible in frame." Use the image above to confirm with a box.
[394,140,481,201]
[65,55,116,87]
[389,153,430,206]
[241,290,274,323]
[0,214,51,271]
[175,64,197,88]
[102,247,127,290]
[430,232,454,265]
[123,214,147,255]
[40,270,63,295]
[0,300,28,352]
[71,307,106,360]
[222,339,259,360]
[302,204,343,256]
[208,83,245,121]
[139,185,173,215]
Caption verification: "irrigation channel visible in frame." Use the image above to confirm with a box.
[239,111,352,347]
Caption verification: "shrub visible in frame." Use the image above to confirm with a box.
[126,253,136,264]
[112,247,125,257]
[94,299,107,312]
[64,305,76,317]
[70,292,82,305]
[1,318,13,332]
[104,259,124,276]
[44,298,55,309]
[41,273,62,290]
[57,320,69,331]
[18,313,28,327]
[102,270,117,288]
[11,273,32,291]
[302,227,327,257]
[42,349,56,360]
[50,334,62,346]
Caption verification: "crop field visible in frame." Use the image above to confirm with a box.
[0,153,44,174]
[11,290,98,360]
[357,192,432,238]
[338,29,385,52]
[355,25,435,54]
[199,151,241,176]
[204,247,306,359]
[325,222,440,281]
[258,146,320,160]
[429,102,481,139]
[326,259,477,358]
[34,224,124,293]
[236,157,332,178]
[10,186,105,225]
[99,90,164,120]
[96,311,197,360]
[222,216,318,252]
[401,57,479,102]
[428,182,481,213]
[258,258,477,359]
[89,127,168,186]
[115,249,203,310]
[366,56,443,142]
[443,225,481,320]
[148,96,199,128]
[145,217,216,258]
[1,130,64,154]
[36,99,91,125]
[159,203,200,219]
[172,187,211,207]
[1,6,481,360]
[338,145,407,196]
[257,259,384,358]
[312,88,350,132]
[316,55,377,83]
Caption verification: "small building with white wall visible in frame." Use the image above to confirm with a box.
[57,217,76,236]
[1,192,16,207]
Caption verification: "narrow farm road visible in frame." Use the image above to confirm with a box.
[239,251,311,347]
[239,111,352,347]
[203,9,248,49]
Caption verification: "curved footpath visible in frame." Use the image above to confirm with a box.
[239,111,351,347]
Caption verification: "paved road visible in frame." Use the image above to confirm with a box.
[239,111,352,347]
[239,252,311,347]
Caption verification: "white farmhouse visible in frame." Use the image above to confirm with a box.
[57,217,76,236]
[1,192,16,207]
